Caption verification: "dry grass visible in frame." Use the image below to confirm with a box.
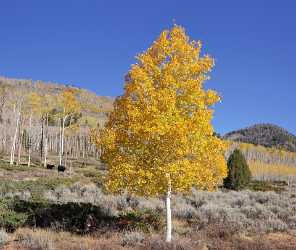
[12,228,126,250]
[15,228,55,250]
[3,226,296,250]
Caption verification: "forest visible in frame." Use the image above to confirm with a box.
[0,76,113,168]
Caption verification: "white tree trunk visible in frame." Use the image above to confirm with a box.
[10,110,20,165]
[40,117,43,165]
[44,113,48,167]
[59,116,66,165]
[28,113,32,167]
[59,118,62,165]
[165,182,172,242]
[61,117,65,162]
[17,127,23,166]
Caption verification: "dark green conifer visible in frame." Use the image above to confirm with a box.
[224,149,251,190]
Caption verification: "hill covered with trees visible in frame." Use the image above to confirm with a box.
[1,76,295,177]
[0,76,114,167]
[224,124,296,152]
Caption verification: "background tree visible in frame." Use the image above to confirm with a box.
[40,94,55,167]
[9,86,25,165]
[223,149,252,190]
[26,92,52,166]
[96,25,227,242]
[0,83,10,154]
[0,77,106,166]
[56,89,81,165]
[0,83,9,123]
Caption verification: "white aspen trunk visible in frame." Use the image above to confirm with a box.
[44,113,48,167]
[2,136,6,154]
[10,110,20,165]
[59,118,62,165]
[40,117,44,166]
[59,116,66,165]
[165,178,172,242]
[2,124,7,153]
[65,137,67,167]
[61,116,65,163]
[77,135,80,158]
[82,136,85,159]
[56,133,59,154]
[28,113,32,167]
[17,127,23,166]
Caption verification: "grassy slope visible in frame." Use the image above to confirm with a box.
[1,144,296,249]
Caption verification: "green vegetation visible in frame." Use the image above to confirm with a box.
[224,149,252,190]
[0,160,39,172]
[0,198,28,232]
[0,197,163,234]
[0,176,81,201]
[119,209,164,233]
[247,180,287,193]
[75,167,103,184]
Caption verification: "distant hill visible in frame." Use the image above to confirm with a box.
[224,124,296,152]
[0,76,114,127]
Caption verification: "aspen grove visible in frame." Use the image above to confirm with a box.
[0,78,105,167]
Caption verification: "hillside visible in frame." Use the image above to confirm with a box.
[1,78,296,249]
[0,76,114,126]
[0,76,115,167]
[224,124,296,152]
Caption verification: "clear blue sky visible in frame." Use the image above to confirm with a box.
[1,0,295,135]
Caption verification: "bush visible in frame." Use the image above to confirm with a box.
[0,198,28,232]
[121,231,144,246]
[224,149,251,190]
[118,209,164,232]
[13,199,111,233]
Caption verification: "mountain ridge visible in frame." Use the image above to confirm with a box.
[224,123,296,152]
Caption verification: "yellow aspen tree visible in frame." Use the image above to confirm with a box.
[56,88,81,166]
[41,94,55,167]
[96,25,227,242]
[27,92,44,166]
[26,92,54,167]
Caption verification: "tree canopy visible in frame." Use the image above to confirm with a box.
[97,25,227,196]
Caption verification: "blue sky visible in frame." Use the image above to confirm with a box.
[0,0,295,135]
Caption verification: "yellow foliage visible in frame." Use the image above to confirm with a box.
[95,25,227,196]
[230,141,296,158]
[58,89,81,116]
[27,92,56,118]
[249,161,296,180]
[28,92,43,116]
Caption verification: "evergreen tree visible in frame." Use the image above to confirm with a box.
[224,149,251,190]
